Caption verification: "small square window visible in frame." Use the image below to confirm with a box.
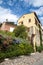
[35,18,37,25]
[23,16,25,18]
[29,19,31,22]
[21,21,23,24]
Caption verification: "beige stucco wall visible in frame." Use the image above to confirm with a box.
[41,26,43,45]
[18,13,35,27]
[18,12,41,49]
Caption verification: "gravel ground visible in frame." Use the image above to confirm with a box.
[0,52,43,65]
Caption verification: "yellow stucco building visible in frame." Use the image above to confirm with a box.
[18,12,42,51]
[41,26,43,45]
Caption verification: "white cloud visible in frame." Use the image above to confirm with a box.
[30,7,43,16]
[7,0,13,6]
[23,0,32,7]
[7,0,43,7]
[39,17,43,24]
[30,6,43,25]
[23,0,43,7]
[0,6,18,23]
[0,0,3,4]
[32,0,43,7]
[24,0,29,3]
[7,0,15,6]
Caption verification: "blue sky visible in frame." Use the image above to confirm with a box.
[0,0,43,25]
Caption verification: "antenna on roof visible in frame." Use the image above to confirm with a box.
[6,19,8,22]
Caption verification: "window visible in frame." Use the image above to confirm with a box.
[35,18,37,25]
[28,19,31,22]
[23,16,25,18]
[10,27,14,32]
[21,21,23,24]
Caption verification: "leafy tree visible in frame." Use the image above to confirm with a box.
[0,30,15,38]
[14,25,27,39]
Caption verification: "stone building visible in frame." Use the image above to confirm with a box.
[41,26,43,45]
[0,19,16,32]
[18,12,42,51]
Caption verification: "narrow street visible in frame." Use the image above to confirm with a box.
[31,52,43,65]
[32,52,43,65]
[33,58,43,65]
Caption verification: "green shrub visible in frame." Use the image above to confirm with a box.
[14,25,27,39]
[18,43,34,55]
[41,45,43,50]
[0,52,5,59]
[36,46,42,53]
[0,43,34,60]
[0,30,15,38]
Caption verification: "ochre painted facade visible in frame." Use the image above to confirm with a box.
[18,12,42,51]
[41,26,43,45]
